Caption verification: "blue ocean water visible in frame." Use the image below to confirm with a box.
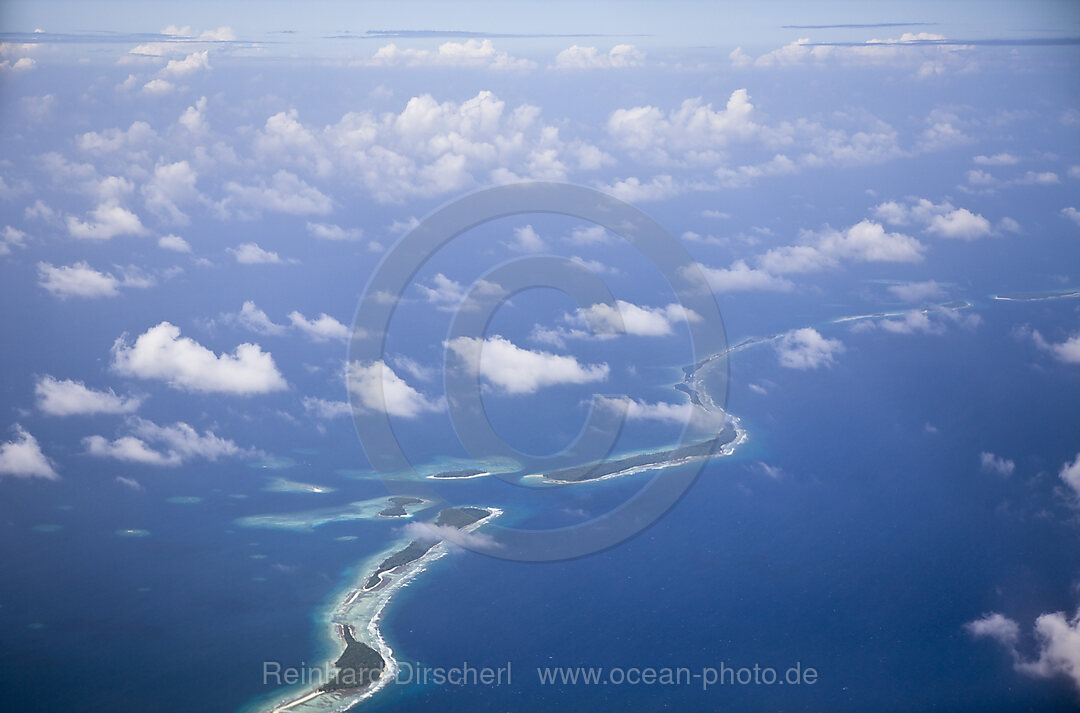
[1,296,1077,712]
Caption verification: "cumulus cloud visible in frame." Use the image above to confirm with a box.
[227,242,287,264]
[506,224,547,253]
[1062,207,1080,227]
[0,425,58,480]
[288,311,351,342]
[224,301,287,335]
[553,44,644,69]
[1024,328,1080,365]
[66,202,147,240]
[347,360,442,418]
[445,335,609,395]
[815,220,926,262]
[37,261,155,299]
[158,234,191,252]
[219,170,332,218]
[775,328,844,369]
[974,153,1020,166]
[243,91,607,202]
[142,78,174,95]
[142,160,200,224]
[160,50,210,77]
[362,39,535,70]
[873,197,999,240]
[926,207,992,240]
[0,225,26,255]
[570,300,701,338]
[111,322,287,395]
[596,174,681,202]
[1060,453,1080,499]
[84,418,248,466]
[416,273,506,312]
[302,396,352,420]
[36,375,141,416]
[979,451,1015,477]
[690,260,795,293]
[967,608,1080,693]
[306,221,363,241]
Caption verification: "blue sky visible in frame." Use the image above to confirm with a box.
[1,1,1080,708]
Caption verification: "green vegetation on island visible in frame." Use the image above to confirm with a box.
[376,496,425,517]
[320,625,384,692]
[430,468,485,479]
[542,428,736,483]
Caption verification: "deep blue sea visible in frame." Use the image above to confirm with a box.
[1,294,1078,712]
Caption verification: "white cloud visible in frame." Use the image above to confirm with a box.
[219,170,332,218]
[347,360,442,418]
[37,261,154,299]
[228,242,286,264]
[1060,453,1080,498]
[968,608,1080,693]
[553,44,644,69]
[416,273,506,312]
[445,335,609,395]
[566,225,610,246]
[142,160,200,224]
[362,39,535,70]
[974,153,1020,166]
[979,451,1015,477]
[506,224,546,252]
[690,260,795,293]
[402,521,500,549]
[160,50,210,77]
[775,328,844,369]
[816,219,926,262]
[178,96,208,133]
[288,310,350,342]
[85,418,247,466]
[927,207,993,240]
[227,301,287,336]
[754,245,835,275]
[607,90,758,165]
[0,225,26,255]
[142,78,175,95]
[873,197,998,240]
[76,121,156,154]
[596,174,681,202]
[888,280,945,302]
[306,222,363,241]
[111,322,287,395]
[1030,330,1080,364]
[0,425,58,480]
[967,613,1021,647]
[594,396,698,425]
[1062,207,1080,227]
[302,396,352,420]
[36,375,141,416]
[245,91,607,203]
[158,234,191,252]
[569,300,700,338]
[66,202,147,240]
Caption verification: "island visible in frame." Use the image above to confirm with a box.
[376,496,424,518]
[364,507,491,589]
[429,468,486,479]
[321,625,384,692]
[540,425,739,483]
[256,505,499,713]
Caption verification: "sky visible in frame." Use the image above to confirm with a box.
[1,0,1080,709]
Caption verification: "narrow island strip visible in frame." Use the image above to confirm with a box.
[257,506,499,713]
